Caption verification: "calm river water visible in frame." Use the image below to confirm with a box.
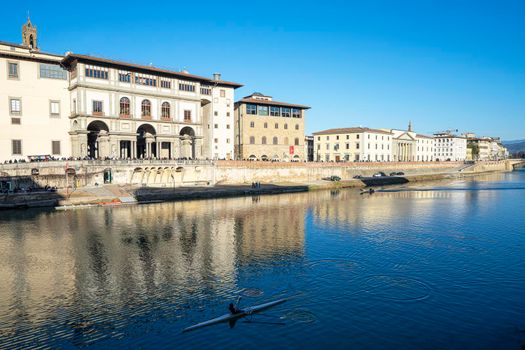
[1,170,525,349]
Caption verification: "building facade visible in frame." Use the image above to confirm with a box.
[62,54,241,160]
[433,132,467,161]
[1,20,71,162]
[1,19,241,163]
[305,135,314,162]
[234,93,309,161]
[385,122,434,162]
[313,127,393,162]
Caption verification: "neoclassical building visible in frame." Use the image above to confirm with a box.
[0,19,241,162]
[387,122,434,162]
[234,93,309,161]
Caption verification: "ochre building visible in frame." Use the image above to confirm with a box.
[234,93,309,161]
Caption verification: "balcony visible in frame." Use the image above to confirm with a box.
[119,114,132,119]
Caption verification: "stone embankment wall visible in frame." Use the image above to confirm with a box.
[462,160,518,173]
[215,161,465,184]
[0,160,214,189]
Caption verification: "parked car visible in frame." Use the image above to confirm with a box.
[373,172,387,177]
[322,175,341,181]
[390,171,405,176]
[396,171,405,176]
[353,175,363,179]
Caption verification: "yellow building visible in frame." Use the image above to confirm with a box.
[234,93,309,161]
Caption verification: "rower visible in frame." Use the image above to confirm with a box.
[228,296,243,314]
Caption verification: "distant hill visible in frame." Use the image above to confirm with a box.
[503,140,525,155]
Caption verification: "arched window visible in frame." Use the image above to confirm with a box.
[250,136,255,144]
[294,137,300,146]
[161,102,171,119]
[262,136,267,145]
[284,137,289,145]
[295,124,299,130]
[120,97,130,116]
[264,122,268,128]
[284,123,288,130]
[273,137,278,145]
[141,99,151,118]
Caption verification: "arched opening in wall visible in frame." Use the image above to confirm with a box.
[137,124,156,158]
[261,155,268,161]
[248,155,257,161]
[87,121,109,159]
[180,127,196,159]
[293,155,300,162]
[72,120,79,130]
[272,154,280,162]
[104,168,112,184]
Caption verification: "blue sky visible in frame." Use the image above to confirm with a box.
[2,0,525,139]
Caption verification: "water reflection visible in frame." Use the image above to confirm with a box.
[0,171,524,349]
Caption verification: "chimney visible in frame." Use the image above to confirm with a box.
[213,73,221,81]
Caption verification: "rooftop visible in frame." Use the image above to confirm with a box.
[236,97,310,109]
[61,53,243,88]
[313,127,393,135]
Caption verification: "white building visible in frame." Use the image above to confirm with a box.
[0,19,242,162]
[433,132,467,161]
[385,122,434,162]
[313,127,393,162]
[0,20,71,162]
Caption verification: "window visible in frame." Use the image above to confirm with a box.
[93,100,103,115]
[246,104,257,115]
[226,124,230,129]
[294,138,299,146]
[282,108,291,117]
[52,141,61,155]
[284,123,288,130]
[214,111,218,116]
[73,99,77,114]
[50,101,60,116]
[292,108,300,118]
[12,140,22,155]
[262,136,267,144]
[9,98,21,115]
[214,124,218,128]
[295,124,300,130]
[346,144,350,149]
[141,100,151,117]
[135,73,157,87]
[220,89,225,97]
[179,82,196,92]
[85,65,108,79]
[120,97,130,116]
[270,106,280,116]
[201,85,212,95]
[275,123,279,129]
[226,112,230,117]
[214,138,218,143]
[336,136,339,140]
[118,70,131,83]
[273,137,278,145]
[250,136,255,144]
[226,138,230,144]
[8,62,19,79]
[184,110,192,122]
[264,122,268,128]
[346,135,349,139]
[356,134,360,139]
[40,63,67,80]
[250,121,255,128]
[326,144,330,150]
[258,106,269,116]
[161,102,171,119]
[161,80,171,89]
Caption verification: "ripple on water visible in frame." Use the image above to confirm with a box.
[305,258,360,272]
[281,309,317,324]
[360,275,432,302]
[240,288,264,298]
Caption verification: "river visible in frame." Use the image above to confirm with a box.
[1,170,524,349]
